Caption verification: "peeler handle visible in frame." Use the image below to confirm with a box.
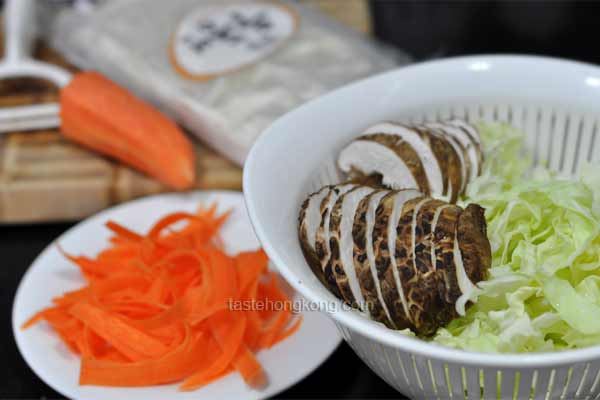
[4,0,36,63]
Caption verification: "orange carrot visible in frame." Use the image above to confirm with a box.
[147,212,199,240]
[235,250,268,295]
[105,221,143,242]
[22,204,301,391]
[69,302,168,361]
[180,311,246,390]
[80,327,206,386]
[206,250,238,307]
[60,71,195,190]
[231,344,267,388]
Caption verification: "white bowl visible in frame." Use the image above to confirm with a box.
[243,55,600,399]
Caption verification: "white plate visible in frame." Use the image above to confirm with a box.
[13,191,341,400]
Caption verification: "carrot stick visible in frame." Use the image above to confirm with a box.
[22,206,302,391]
[105,221,144,242]
[148,212,199,240]
[231,344,267,388]
[257,310,291,349]
[180,312,246,390]
[69,302,168,361]
[235,250,268,295]
[21,309,55,329]
[187,302,228,325]
[60,71,195,190]
[80,326,205,386]
[206,250,238,306]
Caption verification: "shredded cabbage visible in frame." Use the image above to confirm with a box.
[432,122,600,353]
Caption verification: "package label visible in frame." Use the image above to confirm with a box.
[170,2,297,80]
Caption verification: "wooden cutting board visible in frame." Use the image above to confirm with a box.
[0,0,369,223]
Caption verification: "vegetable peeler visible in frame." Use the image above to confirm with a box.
[0,0,71,133]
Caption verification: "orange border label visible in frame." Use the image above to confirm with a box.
[169,2,298,81]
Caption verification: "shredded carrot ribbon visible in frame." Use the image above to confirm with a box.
[23,204,301,390]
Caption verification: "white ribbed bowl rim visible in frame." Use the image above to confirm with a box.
[243,54,600,369]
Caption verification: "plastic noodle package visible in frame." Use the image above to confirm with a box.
[42,0,410,165]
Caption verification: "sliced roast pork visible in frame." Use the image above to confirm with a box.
[424,120,483,189]
[362,123,445,195]
[352,189,394,327]
[428,202,491,317]
[328,186,376,311]
[447,119,484,180]
[431,204,463,308]
[454,203,491,315]
[337,136,420,192]
[413,126,463,203]
[424,125,470,194]
[447,119,481,145]
[409,199,450,335]
[298,182,491,335]
[414,199,446,276]
[389,196,490,333]
[372,189,421,330]
[457,204,490,284]
[314,184,356,298]
[393,196,434,332]
[338,119,484,203]
[298,185,331,286]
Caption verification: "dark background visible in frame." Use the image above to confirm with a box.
[4,1,600,399]
[371,0,599,63]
